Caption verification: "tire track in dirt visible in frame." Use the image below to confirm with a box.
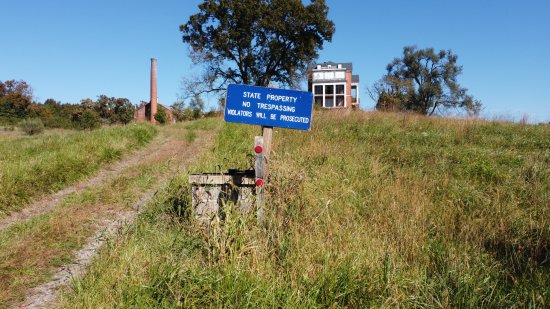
[15,129,214,308]
[0,134,169,233]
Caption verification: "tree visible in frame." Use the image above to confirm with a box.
[154,108,167,124]
[369,75,414,113]
[373,46,481,116]
[95,95,114,121]
[180,0,335,95]
[0,80,33,121]
[189,95,205,119]
[112,97,135,124]
[74,109,100,130]
[41,98,79,129]
[171,100,197,122]
[72,100,100,129]
[94,95,135,124]
[171,100,186,122]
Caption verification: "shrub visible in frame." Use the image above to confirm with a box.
[75,110,100,130]
[154,108,167,124]
[184,129,197,142]
[18,118,44,135]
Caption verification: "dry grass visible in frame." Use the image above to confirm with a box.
[0,123,157,218]
[0,121,219,307]
[62,112,549,307]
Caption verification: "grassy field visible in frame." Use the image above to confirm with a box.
[0,123,157,218]
[0,121,218,306]
[62,112,549,307]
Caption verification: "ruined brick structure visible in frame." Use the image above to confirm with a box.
[134,58,175,124]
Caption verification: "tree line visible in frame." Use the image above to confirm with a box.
[1,80,136,130]
[1,79,212,131]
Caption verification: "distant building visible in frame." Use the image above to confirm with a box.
[308,62,359,109]
[134,102,175,124]
[134,58,175,124]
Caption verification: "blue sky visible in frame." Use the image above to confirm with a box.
[1,0,549,122]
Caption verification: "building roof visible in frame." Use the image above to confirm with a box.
[136,102,174,112]
[308,62,353,71]
[352,75,360,83]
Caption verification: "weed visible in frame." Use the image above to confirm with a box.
[0,123,157,218]
[62,112,550,307]
[18,118,44,135]
[184,129,197,142]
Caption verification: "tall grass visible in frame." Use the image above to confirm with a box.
[63,112,549,307]
[0,123,157,218]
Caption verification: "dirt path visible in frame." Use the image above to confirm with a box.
[0,133,169,232]
[11,127,215,308]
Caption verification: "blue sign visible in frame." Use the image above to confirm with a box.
[224,84,313,130]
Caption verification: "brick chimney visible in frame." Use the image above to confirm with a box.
[150,58,158,123]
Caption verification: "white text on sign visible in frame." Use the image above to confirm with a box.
[225,84,313,130]
[243,92,261,99]
[243,92,298,104]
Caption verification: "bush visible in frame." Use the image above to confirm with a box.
[75,110,101,130]
[18,118,44,135]
[154,108,167,124]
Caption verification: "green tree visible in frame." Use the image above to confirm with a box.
[95,95,114,121]
[369,75,414,112]
[182,108,195,121]
[94,95,135,124]
[171,100,188,122]
[41,98,79,129]
[73,101,100,130]
[76,110,100,130]
[375,46,481,116]
[112,97,135,124]
[154,108,167,124]
[189,95,205,119]
[180,0,335,95]
[0,80,33,122]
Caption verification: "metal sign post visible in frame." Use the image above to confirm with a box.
[254,136,265,219]
[225,84,314,221]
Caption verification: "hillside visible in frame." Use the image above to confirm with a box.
[62,112,549,307]
[0,124,157,218]
[0,122,218,307]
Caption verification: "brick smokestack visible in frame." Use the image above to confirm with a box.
[150,58,158,123]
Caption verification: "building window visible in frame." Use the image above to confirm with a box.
[325,85,334,95]
[351,85,358,103]
[311,83,346,108]
[335,84,344,107]
[314,85,323,106]
[315,96,324,106]
[314,85,323,94]
[324,85,333,107]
